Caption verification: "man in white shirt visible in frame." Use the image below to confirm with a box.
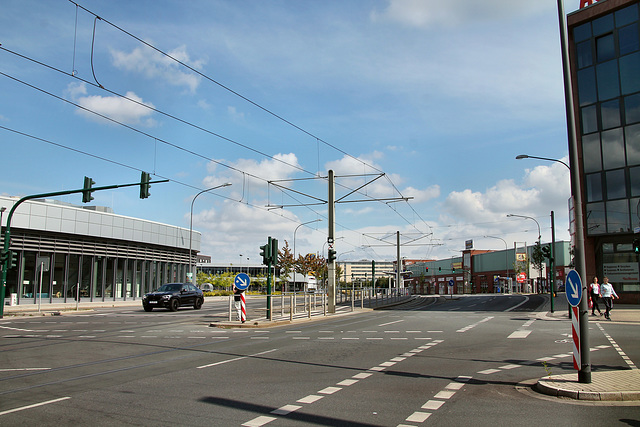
[600,277,619,320]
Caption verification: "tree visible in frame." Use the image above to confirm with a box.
[277,240,295,292]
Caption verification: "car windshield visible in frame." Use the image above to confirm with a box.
[156,283,182,292]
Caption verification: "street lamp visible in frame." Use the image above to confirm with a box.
[484,235,509,292]
[516,154,570,170]
[189,183,232,283]
[292,218,322,292]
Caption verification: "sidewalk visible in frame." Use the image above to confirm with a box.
[535,304,640,402]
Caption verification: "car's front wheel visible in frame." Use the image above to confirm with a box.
[169,298,180,312]
[143,305,153,312]
[194,298,203,310]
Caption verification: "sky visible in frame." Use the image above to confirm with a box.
[0,0,587,264]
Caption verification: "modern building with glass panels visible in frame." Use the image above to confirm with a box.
[568,0,640,301]
[1,195,196,305]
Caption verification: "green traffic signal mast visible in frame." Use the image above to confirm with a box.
[0,172,168,318]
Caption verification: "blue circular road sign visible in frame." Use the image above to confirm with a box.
[234,273,250,291]
[565,269,583,307]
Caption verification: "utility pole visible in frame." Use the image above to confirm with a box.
[551,211,556,313]
[396,231,401,294]
[327,170,336,313]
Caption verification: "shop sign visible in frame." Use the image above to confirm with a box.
[580,0,600,8]
[603,263,639,283]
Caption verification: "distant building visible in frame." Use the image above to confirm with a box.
[1,196,195,305]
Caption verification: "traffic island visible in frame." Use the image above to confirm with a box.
[535,370,640,401]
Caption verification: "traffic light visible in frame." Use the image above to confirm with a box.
[438,267,441,272]
[82,176,95,203]
[1,249,17,269]
[426,267,429,272]
[452,267,455,273]
[260,239,271,266]
[541,245,550,258]
[634,239,640,254]
[327,248,336,263]
[270,237,278,265]
[140,171,151,199]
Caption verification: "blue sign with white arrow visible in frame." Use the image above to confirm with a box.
[565,269,582,307]
[234,273,250,291]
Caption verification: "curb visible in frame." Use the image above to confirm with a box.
[534,370,640,401]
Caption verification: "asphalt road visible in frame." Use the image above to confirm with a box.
[1,294,639,426]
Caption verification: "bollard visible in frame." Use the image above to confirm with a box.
[290,294,293,321]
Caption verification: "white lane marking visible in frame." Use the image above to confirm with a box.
[242,416,277,427]
[337,379,358,386]
[271,405,301,415]
[499,364,521,370]
[318,386,341,395]
[597,323,637,369]
[353,372,372,379]
[477,368,501,375]
[0,397,70,416]
[297,395,323,404]
[378,320,404,327]
[505,295,530,311]
[422,400,444,410]
[0,368,51,372]
[445,382,465,390]
[406,411,432,423]
[508,330,532,339]
[434,390,456,399]
[197,349,277,369]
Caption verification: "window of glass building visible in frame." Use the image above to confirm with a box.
[596,34,615,62]
[626,93,640,124]
[627,123,640,165]
[620,52,640,95]
[578,67,597,106]
[618,24,639,56]
[577,40,593,68]
[597,59,620,100]
[602,128,625,169]
[593,13,614,36]
[601,99,621,129]
[615,4,639,28]
[574,22,592,42]
[631,167,640,196]
[605,168,627,199]
[586,172,603,202]
[582,133,602,172]
[606,199,630,232]
[586,202,606,235]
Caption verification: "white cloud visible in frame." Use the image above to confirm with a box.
[371,0,551,28]
[111,45,205,93]
[67,82,156,126]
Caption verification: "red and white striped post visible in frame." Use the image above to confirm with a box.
[240,292,246,323]
[571,305,580,370]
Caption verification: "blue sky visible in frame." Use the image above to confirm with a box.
[0,0,585,263]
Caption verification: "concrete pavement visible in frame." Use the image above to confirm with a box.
[536,304,640,402]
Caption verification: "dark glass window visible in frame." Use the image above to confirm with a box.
[574,22,592,42]
[581,105,598,134]
[626,123,640,166]
[597,60,620,100]
[620,52,640,95]
[625,93,640,124]
[630,166,640,196]
[618,24,639,56]
[582,133,602,173]
[606,168,627,199]
[602,128,625,170]
[601,99,621,129]
[606,199,630,233]
[593,13,614,36]
[615,4,639,28]
[586,172,603,202]
[596,34,615,62]
[577,40,593,68]
[586,202,606,235]
[578,67,597,106]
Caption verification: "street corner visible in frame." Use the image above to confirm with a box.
[533,370,640,403]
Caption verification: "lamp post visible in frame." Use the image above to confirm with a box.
[484,235,509,292]
[189,183,232,284]
[507,214,541,293]
[292,219,322,293]
[516,154,570,170]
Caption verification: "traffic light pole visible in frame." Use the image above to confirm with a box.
[327,170,336,313]
[0,176,168,318]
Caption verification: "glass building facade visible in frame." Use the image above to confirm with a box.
[1,196,195,305]
[569,0,640,298]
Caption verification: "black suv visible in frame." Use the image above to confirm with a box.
[142,283,204,312]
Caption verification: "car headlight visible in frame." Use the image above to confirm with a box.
[142,295,148,300]
[162,294,171,300]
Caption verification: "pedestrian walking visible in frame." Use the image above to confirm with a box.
[589,276,602,316]
[599,277,618,320]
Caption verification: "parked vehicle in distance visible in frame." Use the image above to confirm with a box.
[199,283,214,292]
[142,283,204,312]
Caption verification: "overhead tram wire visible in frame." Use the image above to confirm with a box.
[66,1,421,211]
[0,46,401,212]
